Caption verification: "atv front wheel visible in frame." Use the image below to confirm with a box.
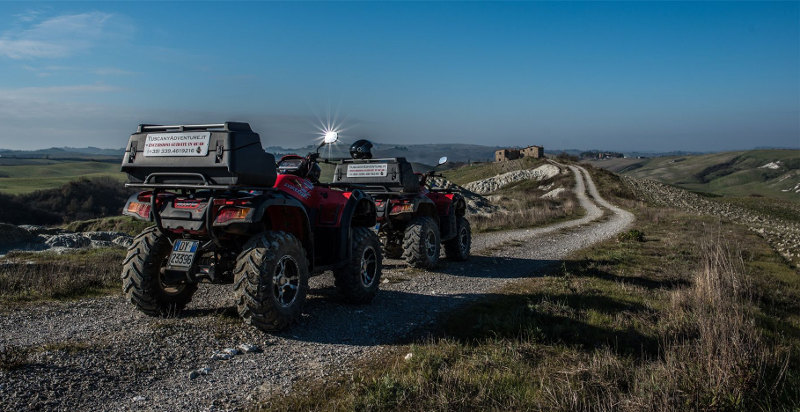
[233,231,309,331]
[403,216,440,268]
[334,227,383,303]
[444,216,471,261]
[121,226,197,316]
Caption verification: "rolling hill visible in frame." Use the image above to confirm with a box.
[0,160,125,195]
[588,149,800,199]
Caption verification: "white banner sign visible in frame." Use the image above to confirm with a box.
[144,132,211,157]
[347,163,388,177]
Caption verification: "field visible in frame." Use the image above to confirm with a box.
[0,159,124,195]
[264,182,800,411]
[589,149,800,199]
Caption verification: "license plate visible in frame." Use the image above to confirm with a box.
[167,240,199,269]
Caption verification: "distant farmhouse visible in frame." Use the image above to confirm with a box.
[495,145,543,162]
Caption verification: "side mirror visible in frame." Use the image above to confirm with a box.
[324,131,339,144]
[438,156,448,165]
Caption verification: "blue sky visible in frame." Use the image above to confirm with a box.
[0,1,797,151]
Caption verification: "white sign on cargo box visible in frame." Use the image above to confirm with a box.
[144,132,211,157]
[347,163,388,177]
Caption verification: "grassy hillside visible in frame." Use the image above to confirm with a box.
[263,190,800,411]
[0,160,124,195]
[589,149,800,200]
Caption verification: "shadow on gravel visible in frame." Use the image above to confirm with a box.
[423,255,562,280]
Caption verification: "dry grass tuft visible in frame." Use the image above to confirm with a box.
[0,248,125,305]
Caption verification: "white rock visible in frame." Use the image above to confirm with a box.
[211,351,233,361]
[223,347,240,356]
[404,353,413,361]
[132,396,146,402]
[463,164,562,194]
[542,187,567,199]
[238,343,262,353]
[189,367,211,379]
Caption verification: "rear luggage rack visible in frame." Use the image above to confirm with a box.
[125,172,275,191]
[122,121,277,188]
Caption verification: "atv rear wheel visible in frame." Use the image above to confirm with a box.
[444,216,471,261]
[403,216,440,268]
[334,227,383,303]
[121,226,197,316]
[233,231,309,331]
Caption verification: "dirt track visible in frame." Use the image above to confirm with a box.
[0,165,633,411]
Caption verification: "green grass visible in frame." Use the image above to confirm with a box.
[0,160,125,194]
[259,206,800,411]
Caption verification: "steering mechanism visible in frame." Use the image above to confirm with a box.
[276,132,339,183]
[420,156,448,188]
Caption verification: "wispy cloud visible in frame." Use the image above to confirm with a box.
[93,67,137,76]
[0,84,120,100]
[0,12,118,59]
[13,9,45,23]
[21,64,138,77]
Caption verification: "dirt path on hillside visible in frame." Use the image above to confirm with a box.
[0,165,633,411]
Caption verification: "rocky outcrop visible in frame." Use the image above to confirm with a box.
[463,164,562,194]
[427,177,504,216]
[0,224,133,255]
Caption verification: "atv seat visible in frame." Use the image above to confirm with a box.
[333,158,419,193]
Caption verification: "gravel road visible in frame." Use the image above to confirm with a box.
[0,165,633,411]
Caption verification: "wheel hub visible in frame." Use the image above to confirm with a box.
[425,231,437,258]
[360,246,377,287]
[272,255,300,307]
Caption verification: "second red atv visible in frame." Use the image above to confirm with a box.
[332,140,471,268]
[119,123,381,332]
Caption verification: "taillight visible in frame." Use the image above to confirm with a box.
[127,201,151,219]
[390,203,414,214]
[214,207,252,224]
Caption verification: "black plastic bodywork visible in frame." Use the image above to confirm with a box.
[121,122,276,188]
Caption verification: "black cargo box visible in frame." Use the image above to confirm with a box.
[333,158,419,193]
[121,122,277,188]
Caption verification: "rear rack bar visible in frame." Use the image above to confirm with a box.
[125,171,274,191]
[137,122,253,133]
[126,182,237,190]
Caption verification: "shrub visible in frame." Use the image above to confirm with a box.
[0,177,133,225]
[617,229,645,242]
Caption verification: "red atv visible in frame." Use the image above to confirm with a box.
[332,142,471,268]
[120,123,381,331]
